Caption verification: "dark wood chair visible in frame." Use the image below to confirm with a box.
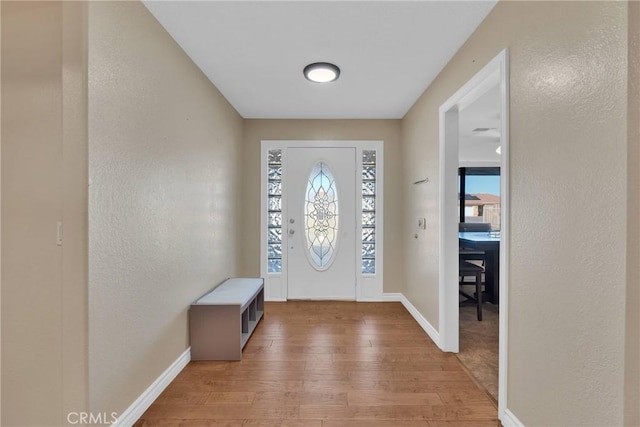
[459,260,484,321]
[459,222,491,264]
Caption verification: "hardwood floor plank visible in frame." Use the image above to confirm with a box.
[136,301,498,425]
[341,345,448,355]
[223,361,306,372]
[427,421,502,427]
[157,390,211,405]
[347,390,444,406]
[303,379,480,393]
[208,380,304,392]
[332,353,461,365]
[240,352,333,362]
[243,345,351,355]
[252,391,347,406]
[142,404,299,420]
[437,391,496,407]
[270,336,372,346]
[196,369,326,381]
[369,338,439,347]
[305,360,462,372]
[242,421,321,427]
[323,422,429,427]
[204,392,256,404]
[298,404,496,421]
[134,420,239,427]
[183,361,230,371]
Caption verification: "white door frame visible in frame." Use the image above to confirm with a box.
[438,49,510,419]
[260,140,384,302]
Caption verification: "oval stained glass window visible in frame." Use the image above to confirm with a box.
[304,162,339,270]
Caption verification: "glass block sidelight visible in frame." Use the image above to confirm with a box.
[362,227,375,242]
[362,196,376,212]
[268,180,282,195]
[268,212,282,227]
[268,228,282,243]
[362,212,376,226]
[268,196,282,212]
[362,181,376,195]
[268,243,282,258]
[362,165,376,180]
[361,150,377,274]
[362,243,376,257]
[268,150,282,164]
[362,258,376,274]
[267,149,283,273]
[268,258,282,273]
[362,150,376,164]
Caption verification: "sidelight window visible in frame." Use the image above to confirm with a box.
[362,150,377,274]
[267,149,283,273]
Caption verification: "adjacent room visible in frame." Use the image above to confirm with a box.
[457,83,503,401]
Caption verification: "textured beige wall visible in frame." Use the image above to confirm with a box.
[1,4,3,424]
[88,1,243,416]
[402,1,628,425]
[241,120,403,293]
[626,2,640,425]
[2,2,64,425]
[2,3,88,425]
[62,2,89,421]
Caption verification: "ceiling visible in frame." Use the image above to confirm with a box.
[459,84,501,164]
[142,1,497,119]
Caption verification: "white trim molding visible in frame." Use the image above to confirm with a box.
[438,48,511,420]
[114,348,191,427]
[501,409,525,427]
[381,292,403,302]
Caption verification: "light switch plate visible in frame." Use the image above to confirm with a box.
[417,218,426,229]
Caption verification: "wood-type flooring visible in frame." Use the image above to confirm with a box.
[135,301,499,426]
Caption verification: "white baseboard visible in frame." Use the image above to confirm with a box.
[270,296,392,302]
[287,296,355,301]
[501,408,525,427]
[382,292,441,349]
[381,292,403,302]
[114,347,191,427]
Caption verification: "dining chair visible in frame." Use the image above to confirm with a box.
[459,222,491,264]
[459,260,484,321]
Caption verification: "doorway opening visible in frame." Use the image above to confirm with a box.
[438,49,509,419]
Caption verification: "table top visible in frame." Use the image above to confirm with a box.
[459,231,501,243]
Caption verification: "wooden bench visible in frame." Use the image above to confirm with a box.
[189,278,264,360]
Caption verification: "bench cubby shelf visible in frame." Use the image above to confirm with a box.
[189,278,264,361]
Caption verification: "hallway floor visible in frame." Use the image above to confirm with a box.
[136,301,499,426]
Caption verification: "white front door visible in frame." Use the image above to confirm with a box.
[286,147,356,299]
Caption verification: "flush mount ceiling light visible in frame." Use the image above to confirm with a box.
[303,62,340,83]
